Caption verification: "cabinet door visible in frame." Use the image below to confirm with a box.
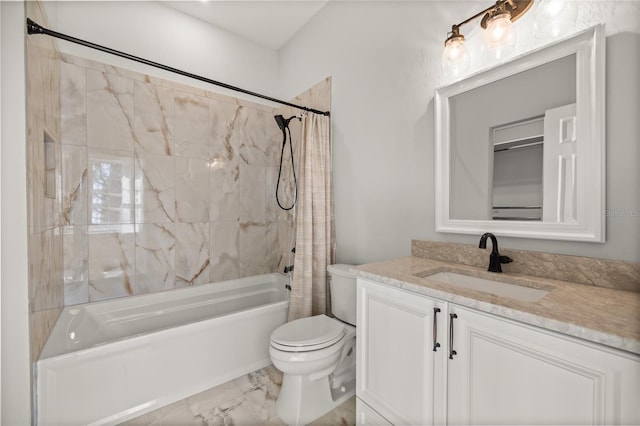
[447,305,640,425]
[357,278,447,425]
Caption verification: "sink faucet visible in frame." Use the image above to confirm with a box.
[478,233,513,273]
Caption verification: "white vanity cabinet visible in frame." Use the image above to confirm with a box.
[356,277,640,426]
[356,278,447,425]
[447,305,640,425]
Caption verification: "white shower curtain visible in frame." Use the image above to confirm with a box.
[288,113,335,320]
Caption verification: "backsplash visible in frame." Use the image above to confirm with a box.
[412,240,640,293]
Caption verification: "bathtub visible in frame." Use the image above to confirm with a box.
[36,273,289,425]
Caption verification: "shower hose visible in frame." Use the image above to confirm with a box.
[276,121,297,211]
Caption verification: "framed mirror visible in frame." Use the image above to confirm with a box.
[434,25,605,242]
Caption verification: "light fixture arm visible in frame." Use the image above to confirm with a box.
[442,0,532,76]
[447,0,532,40]
[451,1,502,33]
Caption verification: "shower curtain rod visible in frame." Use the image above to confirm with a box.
[26,18,330,117]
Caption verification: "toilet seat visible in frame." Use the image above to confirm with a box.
[271,315,345,352]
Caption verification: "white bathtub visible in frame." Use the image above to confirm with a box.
[36,273,289,425]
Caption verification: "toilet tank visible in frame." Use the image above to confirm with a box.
[327,264,357,326]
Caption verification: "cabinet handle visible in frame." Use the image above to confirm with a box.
[433,307,441,352]
[449,313,458,359]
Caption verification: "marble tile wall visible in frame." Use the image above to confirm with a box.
[26,0,64,362]
[58,54,313,305]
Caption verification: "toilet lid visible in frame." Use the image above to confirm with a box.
[271,315,345,351]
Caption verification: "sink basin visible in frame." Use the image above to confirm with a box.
[425,271,550,302]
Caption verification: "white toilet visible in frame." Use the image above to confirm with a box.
[269,264,357,425]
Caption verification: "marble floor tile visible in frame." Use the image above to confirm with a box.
[187,379,246,416]
[309,397,356,426]
[123,365,356,426]
[195,395,264,426]
[265,417,287,426]
[233,366,282,423]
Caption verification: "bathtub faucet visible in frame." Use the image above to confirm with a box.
[283,246,295,275]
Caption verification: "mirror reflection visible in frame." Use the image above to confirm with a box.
[449,54,576,222]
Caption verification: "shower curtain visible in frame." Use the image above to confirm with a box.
[288,113,335,320]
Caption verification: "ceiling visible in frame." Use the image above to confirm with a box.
[161,1,328,50]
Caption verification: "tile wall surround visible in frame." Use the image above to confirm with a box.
[58,54,333,306]
[412,240,640,293]
[26,0,332,362]
[26,0,64,362]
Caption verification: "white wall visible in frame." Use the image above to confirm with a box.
[43,1,280,102]
[1,2,32,424]
[280,1,443,264]
[279,1,640,263]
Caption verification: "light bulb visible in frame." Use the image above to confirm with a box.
[534,0,578,39]
[442,35,470,77]
[482,12,516,62]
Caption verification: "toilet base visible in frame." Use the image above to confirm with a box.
[276,372,355,425]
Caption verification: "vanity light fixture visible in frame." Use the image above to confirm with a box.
[442,0,534,75]
[534,0,578,39]
[442,26,471,77]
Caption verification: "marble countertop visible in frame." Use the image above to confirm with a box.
[355,257,640,355]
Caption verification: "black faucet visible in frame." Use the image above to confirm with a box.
[478,233,513,273]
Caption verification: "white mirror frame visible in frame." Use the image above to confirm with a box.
[435,25,605,242]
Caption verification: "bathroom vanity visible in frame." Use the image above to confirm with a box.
[354,256,640,426]
[354,22,640,426]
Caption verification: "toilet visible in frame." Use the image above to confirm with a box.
[269,264,357,425]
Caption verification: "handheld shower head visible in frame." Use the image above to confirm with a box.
[274,114,301,132]
[274,114,287,131]
[273,113,301,211]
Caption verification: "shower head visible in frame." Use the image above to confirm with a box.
[274,114,301,132]
[274,114,287,131]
